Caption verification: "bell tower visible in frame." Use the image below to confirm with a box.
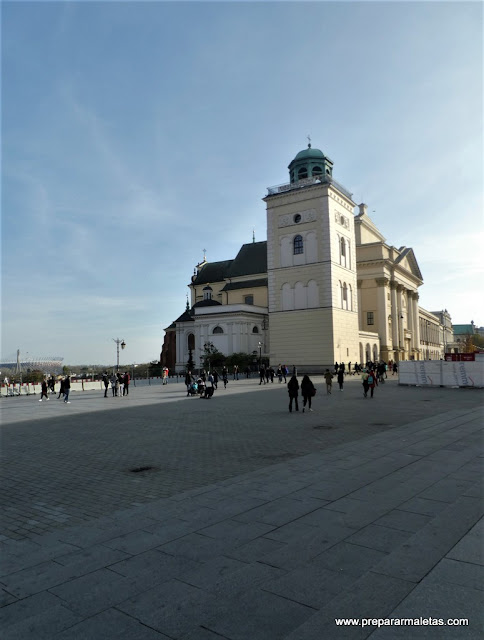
[263,143,360,371]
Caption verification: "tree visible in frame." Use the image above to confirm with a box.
[470,333,484,349]
[201,342,225,370]
[225,352,254,370]
[23,369,45,383]
[62,365,70,375]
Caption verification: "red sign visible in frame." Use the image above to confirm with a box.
[445,353,475,362]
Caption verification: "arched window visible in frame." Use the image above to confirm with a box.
[252,326,259,334]
[312,166,322,176]
[187,333,195,350]
[294,235,303,255]
[298,167,308,180]
[343,283,348,310]
[348,284,353,311]
[340,237,347,267]
[212,326,223,334]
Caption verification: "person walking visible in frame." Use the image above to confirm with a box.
[233,365,239,380]
[63,376,71,403]
[282,365,288,383]
[277,365,283,383]
[361,369,369,398]
[337,368,344,391]
[110,373,117,397]
[39,379,49,402]
[185,370,193,396]
[323,369,333,394]
[57,377,65,400]
[287,374,299,412]
[102,372,109,398]
[222,368,229,389]
[367,369,376,398]
[117,373,123,397]
[259,365,266,385]
[392,362,398,376]
[123,371,130,395]
[212,369,219,389]
[301,374,316,412]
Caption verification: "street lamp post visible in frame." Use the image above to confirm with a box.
[113,338,126,371]
[258,341,263,365]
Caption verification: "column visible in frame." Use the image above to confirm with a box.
[390,280,399,352]
[357,280,363,330]
[375,277,390,354]
[412,293,420,358]
[407,290,414,353]
[397,285,405,358]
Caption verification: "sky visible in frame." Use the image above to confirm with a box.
[2,0,483,366]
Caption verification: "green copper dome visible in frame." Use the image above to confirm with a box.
[288,143,333,184]
[292,146,326,161]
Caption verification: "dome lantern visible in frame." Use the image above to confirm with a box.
[288,142,334,184]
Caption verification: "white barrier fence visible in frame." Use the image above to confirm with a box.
[399,360,484,388]
[0,377,181,397]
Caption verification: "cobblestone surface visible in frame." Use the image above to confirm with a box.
[1,377,481,542]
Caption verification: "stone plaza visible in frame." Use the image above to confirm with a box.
[0,377,482,638]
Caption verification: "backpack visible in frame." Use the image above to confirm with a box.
[368,375,374,384]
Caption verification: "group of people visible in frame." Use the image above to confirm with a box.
[287,374,316,412]
[39,376,71,403]
[286,359,398,410]
[333,360,398,376]
[184,368,228,398]
[102,372,130,397]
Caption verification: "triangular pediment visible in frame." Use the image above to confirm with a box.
[394,247,423,281]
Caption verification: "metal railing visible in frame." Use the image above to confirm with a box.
[267,174,353,200]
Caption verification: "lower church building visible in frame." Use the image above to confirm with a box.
[162,143,448,372]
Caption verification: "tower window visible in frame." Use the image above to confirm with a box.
[312,166,322,176]
[213,326,224,334]
[367,312,374,326]
[294,235,303,255]
[252,326,259,333]
[244,295,254,305]
[298,167,308,180]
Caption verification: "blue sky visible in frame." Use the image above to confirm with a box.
[2,1,482,366]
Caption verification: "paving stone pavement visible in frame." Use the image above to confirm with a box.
[0,377,483,638]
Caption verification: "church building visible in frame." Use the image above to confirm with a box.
[162,143,438,372]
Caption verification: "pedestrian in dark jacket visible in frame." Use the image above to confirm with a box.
[102,373,109,397]
[57,378,65,399]
[39,380,49,402]
[63,376,71,403]
[213,370,219,389]
[337,369,344,391]
[185,371,193,396]
[301,375,315,412]
[287,375,299,412]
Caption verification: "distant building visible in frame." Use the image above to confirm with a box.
[162,143,459,371]
[452,321,477,353]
